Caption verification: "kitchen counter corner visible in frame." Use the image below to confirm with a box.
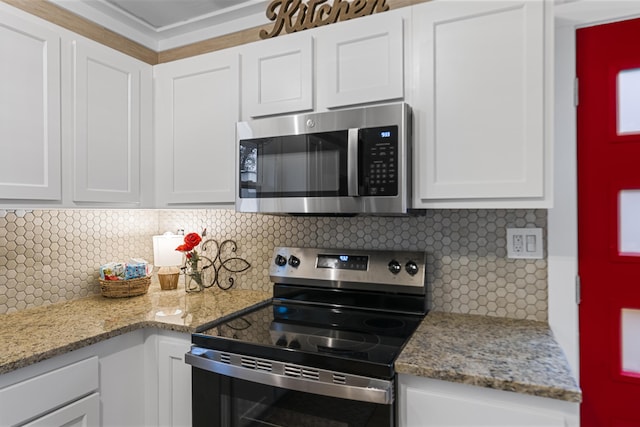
[0,283,271,375]
[395,311,582,403]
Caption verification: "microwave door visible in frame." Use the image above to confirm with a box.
[240,136,305,197]
[306,134,342,196]
[241,132,349,199]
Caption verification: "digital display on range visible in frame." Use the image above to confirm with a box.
[316,254,369,270]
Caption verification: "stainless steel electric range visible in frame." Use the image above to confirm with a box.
[186,246,428,427]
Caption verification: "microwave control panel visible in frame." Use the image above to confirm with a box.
[359,126,398,196]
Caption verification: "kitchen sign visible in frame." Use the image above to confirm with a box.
[260,0,389,39]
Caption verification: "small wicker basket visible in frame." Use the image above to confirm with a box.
[99,276,151,298]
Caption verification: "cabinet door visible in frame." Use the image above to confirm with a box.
[399,376,579,427]
[158,336,192,427]
[0,356,99,427]
[23,393,99,427]
[242,33,313,118]
[0,10,61,200]
[317,10,405,109]
[155,50,239,206]
[412,1,550,207]
[71,40,150,204]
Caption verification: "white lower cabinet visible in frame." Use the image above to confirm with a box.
[0,329,193,427]
[23,393,100,427]
[398,375,579,427]
[157,333,192,427]
[0,356,99,427]
[99,331,147,426]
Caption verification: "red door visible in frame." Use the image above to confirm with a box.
[577,18,640,427]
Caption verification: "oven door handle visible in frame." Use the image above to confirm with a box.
[185,348,393,405]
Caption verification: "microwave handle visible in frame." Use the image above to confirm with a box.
[347,129,359,197]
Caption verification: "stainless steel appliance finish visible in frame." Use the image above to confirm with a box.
[236,103,412,215]
[186,348,394,404]
[270,246,427,295]
[187,246,428,427]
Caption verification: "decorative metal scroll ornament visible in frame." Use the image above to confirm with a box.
[183,239,251,293]
[260,0,389,39]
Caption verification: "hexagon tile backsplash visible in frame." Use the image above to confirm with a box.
[0,208,547,321]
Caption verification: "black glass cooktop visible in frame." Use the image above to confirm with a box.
[192,300,423,380]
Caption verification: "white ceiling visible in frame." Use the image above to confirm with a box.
[50,0,273,51]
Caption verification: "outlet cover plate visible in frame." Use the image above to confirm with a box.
[507,228,543,259]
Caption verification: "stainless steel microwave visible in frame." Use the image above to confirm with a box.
[236,103,412,215]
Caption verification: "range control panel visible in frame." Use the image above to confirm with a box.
[270,247,427,294]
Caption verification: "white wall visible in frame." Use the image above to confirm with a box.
[548,18,579,379]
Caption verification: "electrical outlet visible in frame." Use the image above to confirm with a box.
[512,233,524,253]
[507,228,543,259]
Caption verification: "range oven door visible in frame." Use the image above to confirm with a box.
[187,349,395,427]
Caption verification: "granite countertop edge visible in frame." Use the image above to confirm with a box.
[395,311,582,403]
[0,284,272,376]
[1,289,581,404]
[396,363,582,402]
[3,323,151,375]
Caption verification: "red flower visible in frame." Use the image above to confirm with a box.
[174,231,205,288]
[184,233,202,247]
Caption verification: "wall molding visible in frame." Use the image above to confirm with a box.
[1,0,158,64]
[2,0,431,65]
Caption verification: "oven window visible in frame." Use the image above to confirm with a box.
[193,368,393,427]
[239,131,349,198]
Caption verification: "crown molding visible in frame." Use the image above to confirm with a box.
[2,0,432,65]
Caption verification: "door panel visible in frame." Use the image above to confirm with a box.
[577,17,640,427]
[73,40,143,203]
[412,1,546,203]
[154,50,239,206]
[0,10,61,200]
[316,10,404,109]
[242,33,313,118]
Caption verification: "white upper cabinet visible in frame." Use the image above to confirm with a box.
[242,33,314,118]
[70,39,151,204]
[0,9,61,201]
[155,49,240,206]
[411,0,553,208]
[316,9,405,109]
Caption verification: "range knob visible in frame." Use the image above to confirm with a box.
[388,260,401,274]
[274,254,287,266]
[288,255,301,268]
[405,261,419,276]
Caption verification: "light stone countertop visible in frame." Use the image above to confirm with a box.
[0,282,271,375]
[395,311,582,402]
[0,286,581,404]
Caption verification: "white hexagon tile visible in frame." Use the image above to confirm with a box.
[0,209,158,314]
[157,208,548,321]
[0,208,547,321]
